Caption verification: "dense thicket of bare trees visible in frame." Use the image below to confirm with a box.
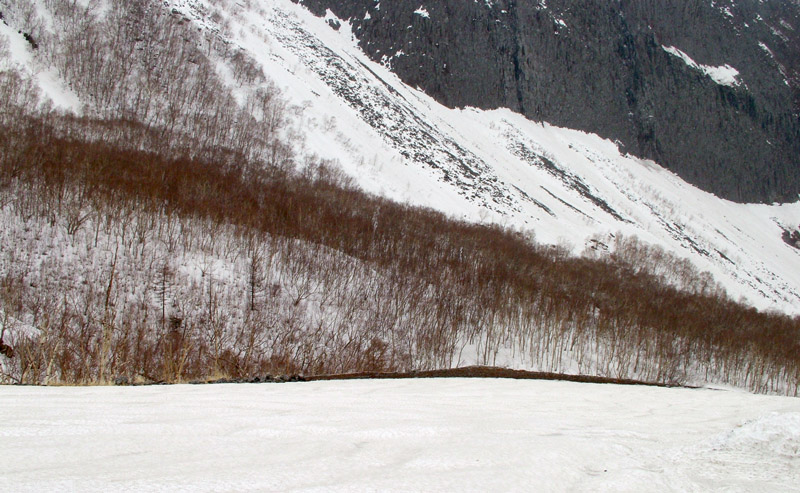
[0,0,798,393]
[2,0,287,165]
[0,104,798,393]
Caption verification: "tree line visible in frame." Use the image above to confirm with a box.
[0,103,798,393]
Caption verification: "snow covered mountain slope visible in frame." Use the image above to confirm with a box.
[171,0,800,314]
[2,0,799,314]
[302,0,800,205]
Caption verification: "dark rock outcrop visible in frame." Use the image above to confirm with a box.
[297,0,800,204]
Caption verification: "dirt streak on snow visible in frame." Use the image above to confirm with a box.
[1,379,798,492]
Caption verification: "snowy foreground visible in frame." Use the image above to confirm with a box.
[2,380,799,492]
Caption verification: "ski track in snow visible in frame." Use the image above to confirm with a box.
[1,380,799,492]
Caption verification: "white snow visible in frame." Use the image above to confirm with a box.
[662,45,742,87]
[770,25,789,42]
[758,41,791,86]
[0,18,81,112]
[759,41,775,58]
[3,0,800,316]
[231,0,797,314]
[0,379,798,492]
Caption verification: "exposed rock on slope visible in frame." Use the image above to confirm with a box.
[298,0,800,203]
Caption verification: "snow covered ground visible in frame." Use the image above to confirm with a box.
[1,379,799,492]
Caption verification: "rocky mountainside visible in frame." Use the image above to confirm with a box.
[298,0,800,203]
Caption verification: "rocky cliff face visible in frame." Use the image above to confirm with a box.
[296,0,800,203]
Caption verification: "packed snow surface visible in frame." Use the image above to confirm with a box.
[1,379,799,492]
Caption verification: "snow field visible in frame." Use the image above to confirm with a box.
[1,0,799,393]
[1,379,799,492]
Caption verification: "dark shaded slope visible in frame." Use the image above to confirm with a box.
[297,0,800,203]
